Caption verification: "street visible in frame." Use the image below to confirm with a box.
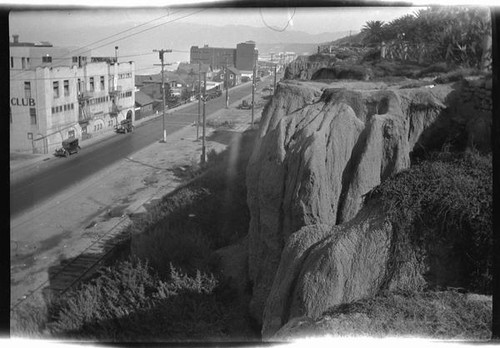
[10,82,255,218]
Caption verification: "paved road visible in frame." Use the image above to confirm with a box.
[10,82,258,218]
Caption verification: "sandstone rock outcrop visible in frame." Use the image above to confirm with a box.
[261,202,396,338]
[246,80,454,326]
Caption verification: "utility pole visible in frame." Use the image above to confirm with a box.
[251,63,256,128]
[197,62,201,141]
[201,71,207,164]
[153,49,172,143]
[225,57,229,108]
[273,64,277,92]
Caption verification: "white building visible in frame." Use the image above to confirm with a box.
[10,35,135,154]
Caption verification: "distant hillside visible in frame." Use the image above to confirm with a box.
[320,31,365,47]
[256,43,319,56]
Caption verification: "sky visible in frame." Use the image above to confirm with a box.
[9,6,423,35]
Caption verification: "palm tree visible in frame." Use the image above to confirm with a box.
[361,20,387,45]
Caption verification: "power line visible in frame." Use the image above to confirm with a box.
[9,9,178,79]
[59,8,181,58]
[9,8,196,79]
[89,9,206,52]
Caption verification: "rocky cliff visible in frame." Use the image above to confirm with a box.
[244,78,491,335]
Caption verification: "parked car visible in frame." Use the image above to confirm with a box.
[115,119,134,134]
[54,137,81,157]
[238,100,252,110]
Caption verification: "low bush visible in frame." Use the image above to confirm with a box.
[206,119,236,129]
[368,150,492,293]
[434,67,482,84]
[47,258,233,341]
[371,61,423,78]
[415,62,450,78]
[322,290,492,339]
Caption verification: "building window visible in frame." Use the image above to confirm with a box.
[27,57,30,68]
[53,81,59,98]
[10,57,13,68]
[52,107,55,114]
[30,108,36,125]
[100,76,105,90]
[72,56,78,63]
[24,82,31,99]
[90,77,94,92]
[42,55,52,63]
[68,130,75,138]
[64,80,69,96]
[27,132,33,140]
[22,57,26,69]
[64,105,67,111]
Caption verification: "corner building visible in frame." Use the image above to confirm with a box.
[10,36,135,154]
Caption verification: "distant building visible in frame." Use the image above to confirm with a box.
[135,72,187,97]
[190,45,236,70]
[134,90,155,121]
[236,41,258,71]
[214,66,241,88]
[10,35,135,154]
[190,41,258,72]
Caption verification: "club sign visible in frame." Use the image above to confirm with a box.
[11,97,36,106]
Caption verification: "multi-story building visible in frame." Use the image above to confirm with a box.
[190,41,258,72]
[190,45,236,70]
[235,41,258,71]
[10,35,135,154]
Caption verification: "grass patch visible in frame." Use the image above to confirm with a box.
[322,290,491,339]
[368,150,492,293]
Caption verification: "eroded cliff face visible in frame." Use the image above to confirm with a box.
[245,80,455,327]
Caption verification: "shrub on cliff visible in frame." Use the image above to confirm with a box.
[317,290,491,339]
[47,258,232,341]
[368,150,492,293]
